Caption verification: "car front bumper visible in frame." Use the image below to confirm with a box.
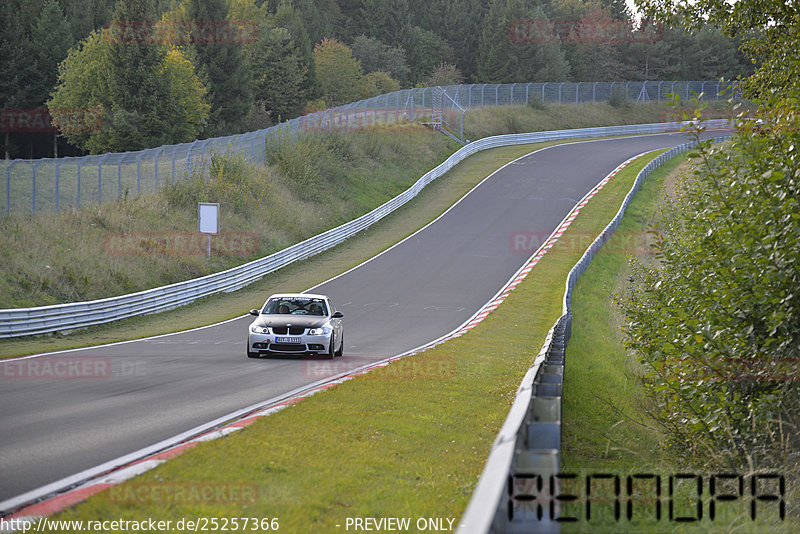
[247,332,332,355]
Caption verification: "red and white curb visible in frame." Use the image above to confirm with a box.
[0,153,645,531]
[406,153,643,352]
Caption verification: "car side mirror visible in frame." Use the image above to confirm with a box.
[249,309,260,316]
[332,311,344,318]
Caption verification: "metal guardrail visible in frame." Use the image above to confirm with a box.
[455,135,731,533]
[0,121,731,339]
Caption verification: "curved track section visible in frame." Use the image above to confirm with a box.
[0,132,715,501]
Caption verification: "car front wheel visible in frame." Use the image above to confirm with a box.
[335,333,344,357]
[326,336,336,359]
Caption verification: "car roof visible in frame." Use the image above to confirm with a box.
[266,293,328,300]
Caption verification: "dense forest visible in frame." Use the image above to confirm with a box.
[1,0,753,158]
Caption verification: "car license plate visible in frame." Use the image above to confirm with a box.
[276,337,301,344]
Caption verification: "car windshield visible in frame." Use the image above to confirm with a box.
[262,298,328,316]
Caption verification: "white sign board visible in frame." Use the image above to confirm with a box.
[198,203,219,235]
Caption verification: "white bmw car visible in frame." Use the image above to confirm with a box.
[247,293,344,359]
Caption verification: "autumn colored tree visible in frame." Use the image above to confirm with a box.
[313,38,365,106]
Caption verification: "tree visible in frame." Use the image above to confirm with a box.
[249,25,311,120]
[0,7,44,158]
[634,0,799,98]
[363,71,400,97]
[48,27,209,153]
[163,47,211,140]
[187,0,253,136]
[407,0,487,81]
[313,38,365,106]
[477,0,570,83]
[47,30,110,152]
[421,63,464,87]
[351,35,410,85]
[402,25,452,84]
[273,2,319,100]
[105,0,187,150]
[31,0,74,105]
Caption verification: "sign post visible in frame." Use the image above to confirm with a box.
[198,202,219,258]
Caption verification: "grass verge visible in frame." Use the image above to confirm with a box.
[43,145,665,532]
[463,101,744,141]
[561,154,795,533]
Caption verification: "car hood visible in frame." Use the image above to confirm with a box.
[253,316,329,329]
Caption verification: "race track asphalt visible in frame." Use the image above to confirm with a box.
[0,131,720,502]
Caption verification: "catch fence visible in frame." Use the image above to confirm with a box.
[2,81,737,215]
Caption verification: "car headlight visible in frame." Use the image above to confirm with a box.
[251,326,270,334]
[308,326,332,335]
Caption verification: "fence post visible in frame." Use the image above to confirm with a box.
[97,155,105,204]
[32,161,40,214]
[576,82,581,103]
[558,82,564,104]
[117,162,122,195]
[542,82,547,102]
[136,153,141,194]
[153,149,162,191]
[511,82,516,105]
[55,160,61,211]
[77,161,82,207]
[6,161,17,215]
[186,139,197,175]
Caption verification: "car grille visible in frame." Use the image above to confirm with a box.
[272,326,305,335]
[270,343,306,352]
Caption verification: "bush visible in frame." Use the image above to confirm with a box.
[608,86,631,109]
[163,153,261,213]
[621,105,800,468]
[527,94,547,110]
